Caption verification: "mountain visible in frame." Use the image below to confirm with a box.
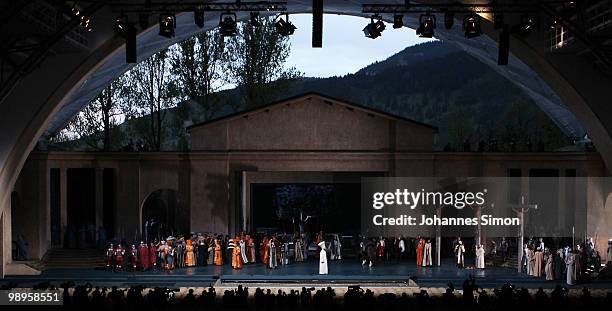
[52,41,568,152]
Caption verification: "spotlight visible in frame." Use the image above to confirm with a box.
[416,13,436,38]
[444,11,454,30]
[393,14,404,29]
[194,9,205,28]
[562,1,577,19]
[219,12,237,37]
[515,15,535,36]
[363,15,386,39]
[275,14,297,36]
[547,18,561,30]
[250,12,261,26]
[463,14,482,38]
[114,14,130,36]
[493,13,504,30]
[158,13,176,38]
[80,15,92,31]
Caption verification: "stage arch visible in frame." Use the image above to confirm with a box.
[140,188,189,241]
[2,0,612,276]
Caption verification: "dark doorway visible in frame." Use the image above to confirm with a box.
[250,183,361,235]
[102,168,115,241]
[142,189,186,241]
[49,168,61,246]
[66,168,96,248]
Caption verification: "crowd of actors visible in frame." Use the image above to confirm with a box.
[521,237,611,285]
[104,231,343,274]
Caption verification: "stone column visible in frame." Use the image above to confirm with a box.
[94,168,104,231]
[59,167,67,246]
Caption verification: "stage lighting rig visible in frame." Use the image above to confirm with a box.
[363,15,386,39]
[444,11,454,30]
[417,13,436,38]
[194,9,205,28]
[275,14,297,36]
[393,14,404,29]
[159,13,176,38]
[515,15,536,36]
[114,15,137,63]
[219,12,238,37]
[463,14,482,38]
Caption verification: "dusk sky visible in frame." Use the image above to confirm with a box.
[285,14,435,78]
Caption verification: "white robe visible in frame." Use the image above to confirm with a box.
[423,242,433,266]
[476,247,485,269]
[565,253,576,285]
[318,241,328,274]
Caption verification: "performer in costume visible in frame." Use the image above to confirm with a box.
[262,237,270,266]
[534,247,544,277]
[227,237,235,265]
[105,243,114,271]
[186,240,196,267]
[214,239,223,266]
[554,248,565,280]
[232,237,244,269]
[149,242,158,271]
[376,237,385,261]
[129,244,138,271]
[268,237,277,269]
[138,241,149,271]
[197,240,207,266]
[207,240,214,265]
[331,234,342,260]
[114,244,125,271]
[166,246,175,270]
[544,248,554,280]
[246,235,256,263]
[176,239,185,268]
[318,241,328,274]
[361,237,375,267]
[565,249,576,285]
[294,235,304,262]
[475,244,485,269]
[455,241,465,268]
[423,239,433,267]
[527,246,535,276]
[240,238,249,264]
[416,238,424,266]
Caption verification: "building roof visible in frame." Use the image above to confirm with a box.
[186,92,438,131]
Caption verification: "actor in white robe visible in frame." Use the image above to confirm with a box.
[565,252,576,285]
[423,240,433,266]
[239,239,248,264]
[455,241,465,268]
[318,241,328,274]
[544,249,554,280]
[527,248,534,276]
[476,245,485,269]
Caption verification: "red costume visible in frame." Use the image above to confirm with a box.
[416,238,425,266]
[105,245,114,270]
[149,244,158,269]
[114,246,125,270]
[130,246,138,270]
[139,243,150,270]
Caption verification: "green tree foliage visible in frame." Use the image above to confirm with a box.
[121,50,174,151]
[51,78,126,150]
[224,16,301,109]
[170,29,226,121]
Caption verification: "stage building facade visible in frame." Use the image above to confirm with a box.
[10,93,610,261]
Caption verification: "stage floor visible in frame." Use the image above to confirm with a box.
[3,259,612,289]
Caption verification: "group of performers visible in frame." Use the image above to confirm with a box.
[521,237,607,285]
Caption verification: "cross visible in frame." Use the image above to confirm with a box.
[510,195,538,273]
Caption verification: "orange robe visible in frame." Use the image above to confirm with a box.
[186,244,195,267]
[263,241,270,266]
[416,239,424,266]
[232,240,243,269]
[214,243,223,266]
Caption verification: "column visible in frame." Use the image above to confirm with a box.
[94,168,104,231]
[435,207,441,266]
[60,167,67,246]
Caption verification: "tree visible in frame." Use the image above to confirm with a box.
[51,78,126,150]
[170,29,226,121]
[224,16,301,109]
[122,50,175,151]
